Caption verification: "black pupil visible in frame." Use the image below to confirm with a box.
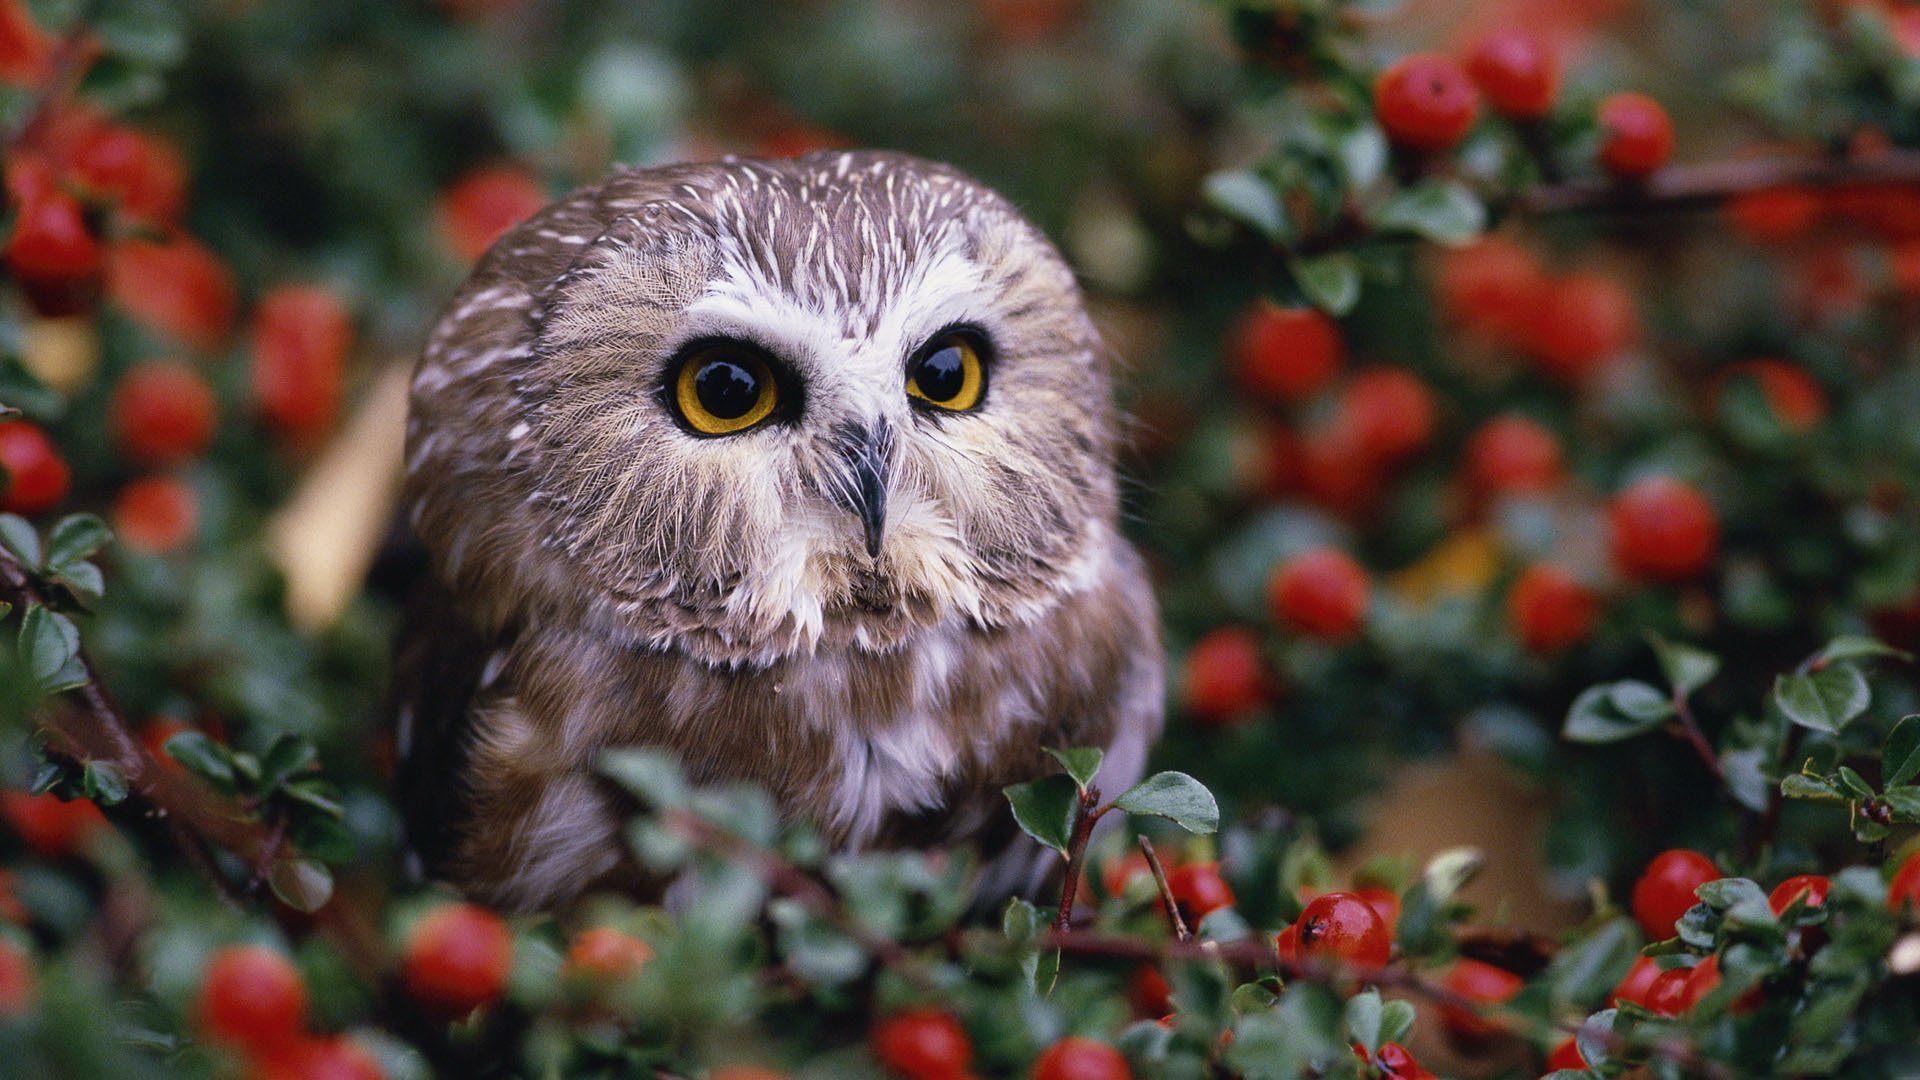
[694,359,763,420]
[915,345,968,403]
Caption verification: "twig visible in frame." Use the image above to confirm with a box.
[1137,835,1190,942]
[1519,149,1920,217]
[1670,693,1726,784]
[1052,786,1103,932]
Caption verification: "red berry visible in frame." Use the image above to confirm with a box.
[0,868,27,923]
[1337,368,1437,464]
[1293,424,1386,518]
[1166,861,1236,921]
[1768,874,1830,916]
[1439,958,1524,1044]
[1889,852,1920,915]
[1464,415,1563,498]
[564,926,654,984]
[1644,965,1692,1017]
[252,284,353,445]
[1099,851,1151,898]
[0,0,54,86]
[1608,477,1719,582]
[1274,923,1300,963]
[871,1009,972,1080]
[195,944,308,1054]
[1182,627,1270,729]
[437,165,547,263]
[0,419,70,514]
[1507,563,1601,652]
[401,903,513,1016]
[113,475,198,554]
[1631,849,1719,940]
[1465,32,1559,119]
[1596,92,1673,178]
[1268,547,1369,641]
[68,124,188,228]
[1295,891,1391,969]
[1436,237,1545,341]
[1610,955,1663,1008]
[1375,1042,1436,1080]
[756,125,848,159]
[0,939,33,1017]
[1725,186,1821,244]
[4,191,103,315]
[1229,302,1344,404]
[108,235,239,354]
[1354,887,1401,931]
[1374,53,1481,152]
[109,361,219,465]
[1523,272,1638,380]
[1127,965,1171,1017]
[1718,359,1826,434]
[252,1036,387,1080]
[981,0,1081,44]
[0,791,104,858]
[1546,1037,1586,1070]
[1032,1036,1130,1080]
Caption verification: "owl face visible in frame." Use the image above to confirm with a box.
[408,153,1121,666]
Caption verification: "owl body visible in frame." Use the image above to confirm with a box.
[394,151,1162,911]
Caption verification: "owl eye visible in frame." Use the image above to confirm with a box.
[907,332,987,412]
[673,346,780,435]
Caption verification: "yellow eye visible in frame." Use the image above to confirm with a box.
[673,347,779,435]
[907,334,986,412]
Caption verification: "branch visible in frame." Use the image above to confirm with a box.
[1137,835,1190,942]
[1519,150,1920,218]
[1052,787,1102,932]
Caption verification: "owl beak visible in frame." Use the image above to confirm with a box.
[832,422,891,559]
[856,457,888,558]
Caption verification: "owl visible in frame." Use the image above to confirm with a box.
[391,150,1163,912]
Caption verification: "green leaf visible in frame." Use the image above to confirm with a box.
[260,735,319,787]
[1379,999,1415,1045]
[1648,634,1721,697]
[1775,665,1871,734]
[1780,773,1845,801]
[1289,252,1361,316]
[81,761,128,806]
[43,514,110,570]
[20,604,87,693]
[53,560,103,606]
[1608,680,1674,722]
[1575,1009,1618,1072]
[1203,169,1287,240]
[1370,179,1486,245]
[1344,988,1384,1053]
[1563,684,1666,743]
[1546,918,1639,1009]
[598,748,688,808]
[1812,634,1912,667]
[266,857,334,913]
[1338,124,1389,189]
[162,731,237,791]
[1885,715,1920,787]
[1882,786,1920,822]
[0,513,41,569]
[0,601,10,620]
[1720,747,1771,813]
[1112,771,1220,834]
[1004,774,1079,853]
[1045,746,1103,791]
[1421,846,1484,901]
[1837,766,1876,800]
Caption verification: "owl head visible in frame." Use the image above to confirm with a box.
[405,151,1122,666]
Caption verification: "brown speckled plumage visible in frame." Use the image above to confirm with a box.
[393,151,1162,911]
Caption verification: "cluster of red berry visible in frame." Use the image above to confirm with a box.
[871,1008,1132,1080]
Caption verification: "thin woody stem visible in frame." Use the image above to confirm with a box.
[1052,787,1104,932]
[1137,834,1191,942]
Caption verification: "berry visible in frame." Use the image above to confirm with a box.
[0,791,104,858]
[1032,1036,1130,1080]
[1718,359,1826,434]
[1888,852,1920,915]
[1354,888,1401,931]
[108,235,239,354]
[1507,563,1601,652]
[1546,1037,1587,1070]
[252,284,353,444]
[1596,92,1673,178]
[1100,851,1151,898]
[1375,1042,1436,1080]
[1292,424,1386,518]
[253,1036,386,1080]
[1608,477,1720,582]
[1127,965,1171,1017]
[1273,923,1300,963]
[0,939,33,1017]
[0,419,70,514]
[1631,849,1719,940]
[1374,53,1480,151]
[1463,415,1563,498]
[1465,32,1559,119]
[1267,548,1369,641]
[1726,186,1821,244]
[1229,303,1343,404]
[1166,861,1236,921]
[1337,368,1437,464]
[113,475,198,554]
[1182,627,1270,729]
[109,361,219,465]
[870,1009,972,1080]
[1523,272,1637,380]
[1436,237,1544,341]
[1295,891,1391,969]
[1439,958,1524,1045]
[195,944,308,1054]
[437,165,547,263]
[981,0,1080,44]
[4,190,103,315]
[1610,955,1663,1009]
[1768,874,1830,915]
[0,0,54,85]
[401,903,513,1016]
[1644,965,1693,1017]
[564,926,654,984]
[67,124,188,228]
